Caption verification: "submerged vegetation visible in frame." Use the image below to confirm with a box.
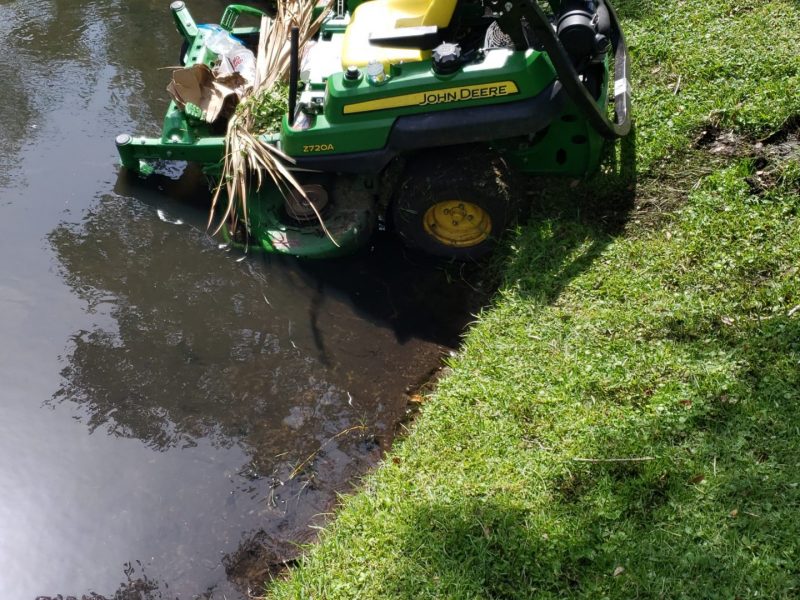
[265,0,800,597]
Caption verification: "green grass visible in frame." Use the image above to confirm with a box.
[267,0,800,597]
[625,0,800,168]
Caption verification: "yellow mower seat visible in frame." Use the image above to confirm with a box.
[341,0,458,69]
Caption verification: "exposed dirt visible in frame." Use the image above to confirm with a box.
[224,535,306,594]
[631,118,799,230]
[749,118,800,194]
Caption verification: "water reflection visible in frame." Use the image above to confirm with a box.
[46,169,484,595]
[0,0,486,594]
[50,190,372,458]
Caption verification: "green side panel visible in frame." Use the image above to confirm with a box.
[496,106,605,177]
[279,113,394,156]
[280,49,557,157]
[499,58,610,177]
[325,51,555,122]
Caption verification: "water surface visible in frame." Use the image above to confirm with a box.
[0,1,484,597]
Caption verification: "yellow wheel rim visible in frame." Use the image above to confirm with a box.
[422,200,492,248]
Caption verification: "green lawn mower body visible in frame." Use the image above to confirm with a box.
[116,0,631,258]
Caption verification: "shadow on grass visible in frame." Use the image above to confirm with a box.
[385,315,800,597]
[375,131,800,597]
[500,125,638,303]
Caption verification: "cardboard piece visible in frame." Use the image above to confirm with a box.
[166,64,247,123]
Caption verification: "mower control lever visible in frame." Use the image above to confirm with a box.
[220,4,268,31]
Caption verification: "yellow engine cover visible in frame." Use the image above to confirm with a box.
[341,0,458,69]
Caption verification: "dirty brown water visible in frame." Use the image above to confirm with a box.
[0,1,486,597]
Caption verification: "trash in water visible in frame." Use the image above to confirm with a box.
[166,63,246,124]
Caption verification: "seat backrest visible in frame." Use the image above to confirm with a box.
[422,0,458,26]
[341,0,459,69]
[392,0,458,28]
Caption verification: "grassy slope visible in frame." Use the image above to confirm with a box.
[269,1,800,597]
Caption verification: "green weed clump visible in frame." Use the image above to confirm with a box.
[267,0,800,597]
[246,82,289,134]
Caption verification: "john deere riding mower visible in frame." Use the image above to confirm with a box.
[116,0,631,259]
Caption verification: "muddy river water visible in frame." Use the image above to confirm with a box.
[0,1,484,597]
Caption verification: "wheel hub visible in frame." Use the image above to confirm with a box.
[423,200,492,248]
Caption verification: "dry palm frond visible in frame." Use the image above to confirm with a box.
[209,0,337,246]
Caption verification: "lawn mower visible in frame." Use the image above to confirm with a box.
[116,0,631,259]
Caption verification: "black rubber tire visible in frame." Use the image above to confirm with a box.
[392,150,516,260]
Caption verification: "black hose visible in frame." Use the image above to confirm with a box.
[288,26,299,127]
[522,0,631,139]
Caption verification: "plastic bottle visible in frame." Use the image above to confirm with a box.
[197,24,256,85]
[198,24,240,54]
[225,45,256,84]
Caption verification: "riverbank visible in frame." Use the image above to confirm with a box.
[268,0,800,597]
